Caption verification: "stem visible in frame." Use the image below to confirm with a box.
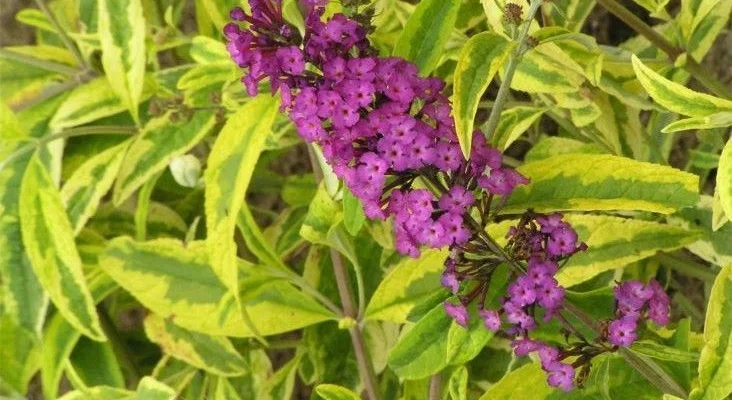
[428,373,443,400]
[308,146,381,400]
[0,49,78,75]
[655,252,716,282]
[97,305,141,386]
[261,265,343,316]
[595,0,732,99]
[331,248,381,400]
[33,0,88,69]
[483,0,543,143]
[0,126,136,173]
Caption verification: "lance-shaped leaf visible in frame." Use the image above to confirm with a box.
[490,106,546,150]
[316,384,361,400]
[452,32,513,157]
[98,0,146,123]
[257,353,302,400]
[205,95,279,297]
[365,249,447,322]
[19,155,105,341]
[393,0,461,75]
[504,154,699,214]
[718,138,732,222]
[554,215,699,287]
[42,270,117,400]
[61,140,130,235]
[387,303,493,380]
[144,314,247,376]
[631,56,732,118]
[68,337,125,389]
[49,76,155,131]
[0,104,46,341]
[99,237,334,337]
[690,265,732,400]
[114,110,217,205]
[661,112,732,133]
[669,196,732,267]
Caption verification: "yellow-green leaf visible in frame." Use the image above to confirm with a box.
[50,76,155,131]
[42,270,117,400]
[452,31,513,157]
[61,140,129,235]
[205,95,279,302]
[631,55,732,118]
[19,155,105,341]
[99,237,334,337]
[114,110,217,205]
[491,106,546,150]
[662,112,732,133]
[670,196,732,267]
[393,0,461,75]
[315,384,361,400]
[511,45,586,93]
[504,154,699,214]
[718,138,732,222]
[690,265,732,400]
[98,0,146,123]
[144,314,247,376]
[365,249,447,323]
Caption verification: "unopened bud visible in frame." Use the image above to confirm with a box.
[504,3,523,25]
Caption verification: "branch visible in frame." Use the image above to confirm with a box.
[33,0,88,70]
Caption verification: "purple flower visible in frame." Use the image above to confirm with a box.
[512,339,540,356]
[479,309,501,332]
[545,362,575,391]
[608,316,638,347]
[546,226,579,257]
[479,168,529,195]
[440,268,460,295]
[535,213,565,233]
[439,186,475,214]
[444,302,469,327]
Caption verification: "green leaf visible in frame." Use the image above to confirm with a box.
[135,377,177,400]
[539,0,596,31]
[114,110,217,205]
[690,265,732,400]
[661,112,732,133]
[177,62,237,91]
[491,106,546,150]
[365,249,447,322]
[678,0,732,60]
[61,140,130,235]
[315,384,361,400]
[49,76,154,132]
[42,270,117,400]
[552,215,700,287]
[57,386,132,400]
[718,138,732,222]
[205,95,279,301]
[524,136,605,162]
[511,46,586,94]
[189,35,230,64]
[19,154,105,341]
[68,337,125,388]
[393,0,461,75]
[98,0,147,123]
[630,340,699,363]
[99,238,334,337]
[631,56,732,118]
[300,183,342,244]
[342,187,366,236]
[0,315,41,394]
[0,104,46,340]
[448,366,468,400]
[452,31,513,157]
[669,196,732,266]
[144,314,247,376]
[504,154,699,214]
[388,303,493,380]
[257,353,302,400]
[237,205,288,271]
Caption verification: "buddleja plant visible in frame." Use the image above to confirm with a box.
[1,0,731,399]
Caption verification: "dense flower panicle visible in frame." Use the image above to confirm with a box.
[608,279,670,347]
[226,0,529,260]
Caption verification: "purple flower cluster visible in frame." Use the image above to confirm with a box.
[441,212,585,390]
[608,280,670,347]
[225,0,529,258]
[514,339,575,391]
